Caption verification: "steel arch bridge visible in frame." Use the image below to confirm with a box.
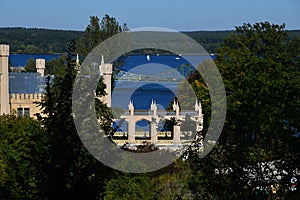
[114,64,195,82]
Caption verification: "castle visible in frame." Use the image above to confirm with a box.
[0,44,51,117]
[0,44,112,118]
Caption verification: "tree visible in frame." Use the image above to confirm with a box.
[37,40,115,199]
[77,14,128,57]
[45,55,66,76]
[24,58,36,72]
[184,22,300,199]
[0,115,46,199]
[100,14,128,40]
[104,174,155,200]
[104,160,193,200]
[216,22,299,145]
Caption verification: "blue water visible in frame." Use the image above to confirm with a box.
[112,54,214,109]
[112,81,178,110]
[118,54,215,72]
[112,54,215,131]
[9,54,62,67]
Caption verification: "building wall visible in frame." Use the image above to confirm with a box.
[10,93,44,118]
[0,44,46,118]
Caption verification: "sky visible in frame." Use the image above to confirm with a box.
[0,0,299,31]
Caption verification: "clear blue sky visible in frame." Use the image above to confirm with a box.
[0,0,299,31]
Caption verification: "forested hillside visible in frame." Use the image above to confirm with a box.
[0,27,299,54]
[0,28,82,54]
[183,31,232,52]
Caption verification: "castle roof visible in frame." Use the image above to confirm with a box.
[9,72,52,94]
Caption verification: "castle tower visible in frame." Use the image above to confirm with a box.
[99,55,112,107]
[0,44,10,115]
[36,58,45,77]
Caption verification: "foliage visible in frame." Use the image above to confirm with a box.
[45,54,67,76]
[1,27,299,55]
[104,174,155,200]
[0,115,46,199]
[77,14,128,57]
[104,160,193,200]
[0,28,82,54]
[34,15,129,198]
[37,40,114,199]
[181,22,300,199]
[24,58,36,72]
[216,22,299,143]
[183,31,233,53]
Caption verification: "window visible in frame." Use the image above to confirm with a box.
[17,108,23,117]
[24,108,30,117]
[17,108,30,117]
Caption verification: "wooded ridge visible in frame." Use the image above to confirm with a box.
[2,27,298,54]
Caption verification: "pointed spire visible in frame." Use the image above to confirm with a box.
[195,100,202,115]
[151,99,157,111]
[173,99,179,111]
[101,54,104,65]
[195,99,199,111]
[128,100,134,115]
[128,100,134,109]
[173,100,176,111]
[76,54,80,65]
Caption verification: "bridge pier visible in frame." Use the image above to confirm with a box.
[128,118,136,144]
[150,118,158,144]
[173,123,181,144]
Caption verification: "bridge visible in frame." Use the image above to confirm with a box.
[97,56,204,147]
[112,99,204,146]
[113,64,195,82]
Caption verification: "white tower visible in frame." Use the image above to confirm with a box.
[195,100,204,133]
[99,55,113,107]
[36,58,45,77]
[0,44,10,115]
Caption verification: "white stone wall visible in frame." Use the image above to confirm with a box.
[0,44,10,115]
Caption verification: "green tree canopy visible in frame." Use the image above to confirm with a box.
[24,58,36,72]
[179,22,300,199]
[45,55,66,76]
[37,40,116,199]
[77,14,128,57]
[216,22,299,142]
[0,115,46,199]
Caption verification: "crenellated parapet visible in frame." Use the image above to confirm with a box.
[10,93,45,118]
[10,93,44,101]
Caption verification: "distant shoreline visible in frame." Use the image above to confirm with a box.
[1,27,299,55]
